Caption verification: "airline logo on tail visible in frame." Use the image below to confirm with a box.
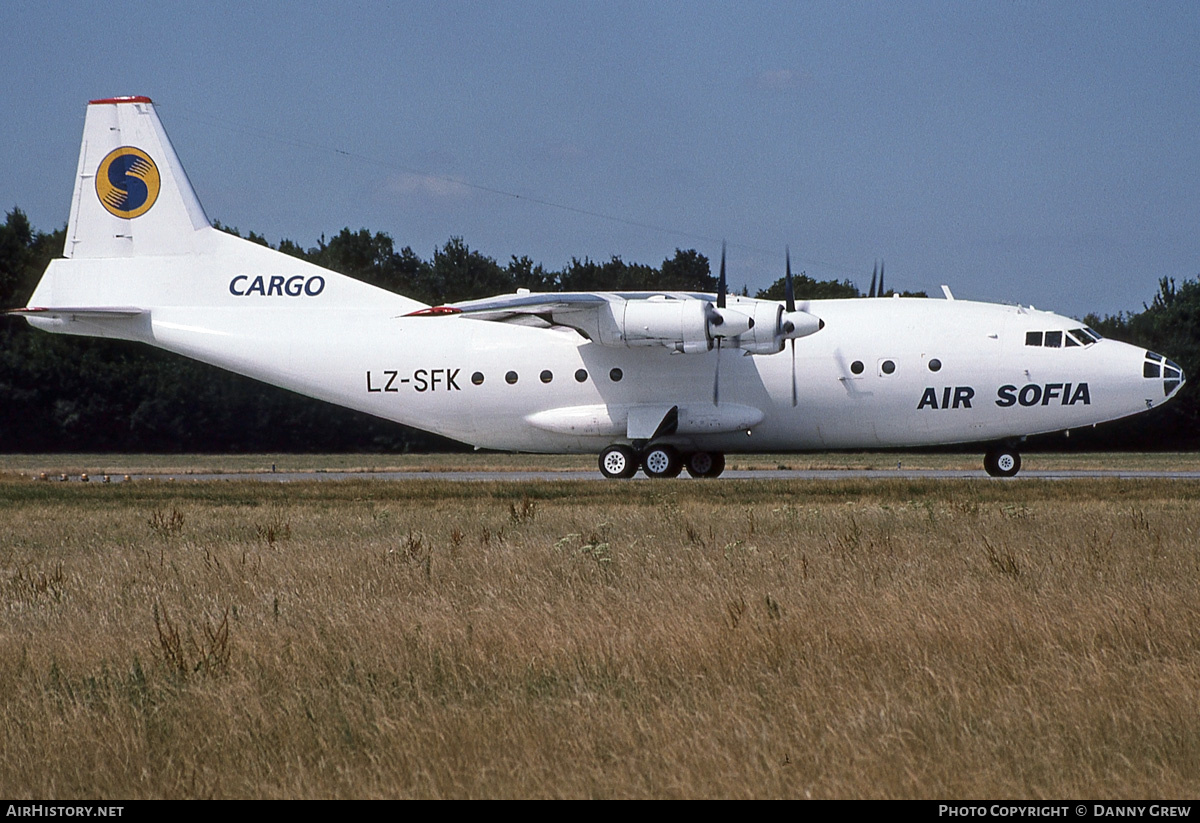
[95,147,160,218]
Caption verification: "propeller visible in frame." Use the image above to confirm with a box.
[717,241,727,311]
[775,248,826,403]
[706,243,757,405]
[785,248,797,406]
[784,248,796,314]
[712,243,726,404]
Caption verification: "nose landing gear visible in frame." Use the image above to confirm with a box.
[984,446,1021,477]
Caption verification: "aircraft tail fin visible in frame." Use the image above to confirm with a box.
[21,97,427,320]
[66,96,212,259]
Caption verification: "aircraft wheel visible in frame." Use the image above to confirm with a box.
[599,444,639,479]
[642,445,682,478]
[984,447,1021,478]
[684,451,726,478]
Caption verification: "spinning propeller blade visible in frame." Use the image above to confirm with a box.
[786,248,797,406]
[713,242,727,404]
[785,248,795,313]
[713,338,721,405]
[717,242,727,309]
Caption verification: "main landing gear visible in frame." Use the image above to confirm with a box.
[983,445,1022,478]
[598,444,726,479]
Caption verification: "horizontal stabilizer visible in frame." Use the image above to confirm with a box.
[8,303,151,341]
[6,306,147,318]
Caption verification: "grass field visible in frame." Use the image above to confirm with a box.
[2,468,1199,798]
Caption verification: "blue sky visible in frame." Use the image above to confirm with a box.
[3,1,1197,317]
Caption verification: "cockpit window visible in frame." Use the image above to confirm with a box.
[1027,328,1098,348]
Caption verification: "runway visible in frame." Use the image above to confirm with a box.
[49,468,1200,483]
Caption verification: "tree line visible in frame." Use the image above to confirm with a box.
[1,208,1195,452]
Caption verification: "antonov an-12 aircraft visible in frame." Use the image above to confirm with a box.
[8,97,1186,478]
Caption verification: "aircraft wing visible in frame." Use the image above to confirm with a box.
[441,291,615,322]
[439,291,712,319]
[439,291,739,348]
[409,290,819,356]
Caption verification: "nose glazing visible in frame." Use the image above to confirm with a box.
[1143,351,1185,398]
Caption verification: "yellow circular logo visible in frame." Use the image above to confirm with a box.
[95,147,160,218]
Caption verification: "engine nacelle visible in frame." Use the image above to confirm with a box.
[731,302,785,355]
[593,296,817,355]
[729,303,823,354]
[707,306,754,339]
[599,297,712,351]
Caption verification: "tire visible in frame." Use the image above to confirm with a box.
[641,444,682,478]
[684,451,726,478]
[984,448,1021,478]
[599,444,639,479]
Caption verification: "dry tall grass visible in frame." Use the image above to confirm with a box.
[2,477,1198,798]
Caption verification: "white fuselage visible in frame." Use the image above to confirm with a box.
[323,297,1165,453]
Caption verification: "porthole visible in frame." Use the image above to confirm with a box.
[505,370,518,385]
[928,359,941,372]
[540,369,553,384]
[850,360,864,375]
[609,368,623,382]
[881,360,896,375]
[575,369,588,383]
[471,371,484,386]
